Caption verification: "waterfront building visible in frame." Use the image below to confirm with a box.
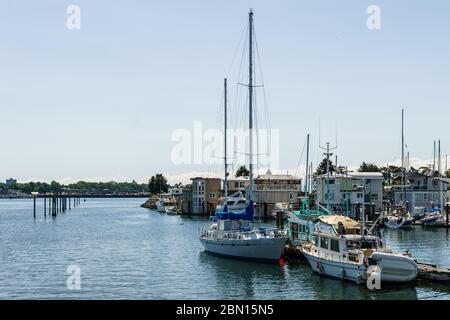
[189,177,222,215]
[314,172,384,217]
[180,184,192,214]
[226,177,250,195]
[253,169,302,218]
[393,168,449,213]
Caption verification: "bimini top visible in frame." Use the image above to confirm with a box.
[213,201,254,221]
[318,215,360,231]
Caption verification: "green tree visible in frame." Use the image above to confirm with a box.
[148,174,169,194]
[235,165,250,178]
[315,158,335,176]
[358,162,381,173]
[446,169,450,178]
[50,181,62,192]
[380,165,403,185]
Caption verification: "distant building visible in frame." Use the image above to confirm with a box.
[5,178,17,186]
[226,177,250,195]
[180,184,192,214]
[168,187,183,196]
[315,172,384,217]
[394,168,449,213]
[190,177,222,215]
[253,169,302,218]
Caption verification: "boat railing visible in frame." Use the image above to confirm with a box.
[221,228,284,238]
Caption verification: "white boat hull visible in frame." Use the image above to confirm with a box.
[303,250,418,284]
[303,251,366,284]
[199,236,287,262]
[156,201,166,212]
[384,218,413,229]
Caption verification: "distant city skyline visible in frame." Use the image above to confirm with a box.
[1,1,449,185]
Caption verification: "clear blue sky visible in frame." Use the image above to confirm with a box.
[1,0,449,183]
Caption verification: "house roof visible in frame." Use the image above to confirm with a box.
[255,169,299,181]
[317,172,383,179]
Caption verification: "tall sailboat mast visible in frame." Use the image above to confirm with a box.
[305,134,310,194]
[248,9,254,202]
[401,108,406,207]
[224,78,228,204]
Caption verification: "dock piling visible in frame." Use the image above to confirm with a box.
[446,203,449,228]
[33,195,36,218]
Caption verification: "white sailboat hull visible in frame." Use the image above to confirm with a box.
[199,236,287,262]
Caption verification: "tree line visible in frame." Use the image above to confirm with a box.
[0,180,149,194]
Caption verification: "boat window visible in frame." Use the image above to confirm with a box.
[330,239,340,252]
[361,240,376,249]
[320,236,329,249]
[237,200,246,204]
[315,235,319,247]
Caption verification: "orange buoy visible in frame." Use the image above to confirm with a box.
[278,258,285,266]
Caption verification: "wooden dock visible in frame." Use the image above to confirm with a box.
[417,263,450,283]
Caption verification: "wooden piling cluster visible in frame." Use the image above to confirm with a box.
[33,193,83,218]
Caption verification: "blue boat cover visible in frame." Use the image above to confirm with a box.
[212,201,254,221]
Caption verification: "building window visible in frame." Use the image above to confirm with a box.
[209,192,216,199]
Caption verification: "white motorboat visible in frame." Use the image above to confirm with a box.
[421,211,447,227]
[216,192,246,213]
[384,214,414,229]
[156,194,175,212]
[301,215,418,284]
[155,200,166,212]
[165,205,179,215]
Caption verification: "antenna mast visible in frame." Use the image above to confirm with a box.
[401,108,406,207]
[305,134,310,194]
[319,122,338,211]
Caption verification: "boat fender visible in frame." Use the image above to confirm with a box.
[340,268,345,280]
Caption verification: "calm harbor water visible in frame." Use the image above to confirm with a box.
[1,198,449,300]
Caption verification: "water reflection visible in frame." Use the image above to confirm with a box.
[198,251,287,299]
